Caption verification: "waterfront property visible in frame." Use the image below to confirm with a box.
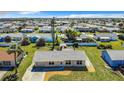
[102,50,124,69]
[0,50,23,67]
[33,50,88,67]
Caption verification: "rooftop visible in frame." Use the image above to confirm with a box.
[33,50,86,62]
[0,51,17,61]
[106,50,124,60]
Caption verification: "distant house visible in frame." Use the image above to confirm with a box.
[94,33,118,42]
[27,33,53,43]
[20,29,34,33]
[33,50,88,67]
[0,51,23,67]
[74,26,97,32]
[39,26,51,33]
[65,34,97,46]
[0,33,23,42]
[56,26,69,32]
[102,50,124,69]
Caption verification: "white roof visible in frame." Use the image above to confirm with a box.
[107,50,124,60]
[33,50,86,62]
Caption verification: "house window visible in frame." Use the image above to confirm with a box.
[0,63,2,66]
[49,62,54,65]
[66,60,71,65]
[3,61,11,66]
[77,61,82,65]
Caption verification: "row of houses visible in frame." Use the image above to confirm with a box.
[0,33,53,44]
[1,48,124,71]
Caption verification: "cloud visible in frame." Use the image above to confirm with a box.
[19,11,40,15]
[56,14,124,18]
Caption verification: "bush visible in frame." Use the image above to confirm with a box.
[21,37,30,46]
[4,36,11,43]
[3,74,18,81]
[97,44,112,49]
[118,35,124,40]
[36,38,45,47]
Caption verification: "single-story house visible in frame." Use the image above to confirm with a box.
[102,50,124,69]
[0,33,23,42]
[20,29,34,33]
[56,26,69,32]
[0,51,23,67]
[94,33,118,42]
[33,50,88,67]
[74,26,97,32]
[27,33,53,43]
[39,26,51,33]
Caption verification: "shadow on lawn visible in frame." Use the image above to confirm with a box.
[0,67,14,71]
[31,66,87,72]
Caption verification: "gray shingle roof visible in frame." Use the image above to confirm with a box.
[107,50,124,60]
[33,50,86,62]
[95,33,117,38]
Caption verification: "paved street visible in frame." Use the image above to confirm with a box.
[22,64,46,81]
[0,71,6,80]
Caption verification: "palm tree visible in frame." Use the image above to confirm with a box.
[51,17,55,50]
[7,44,23,74]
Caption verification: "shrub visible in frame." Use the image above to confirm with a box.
[36,38,45,47]
[97,44,112,49]
[21,37,30,46]
[4,36,11,43]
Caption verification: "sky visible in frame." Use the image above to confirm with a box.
[0,11,124,18]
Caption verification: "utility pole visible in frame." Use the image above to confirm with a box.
[51,17,55,50]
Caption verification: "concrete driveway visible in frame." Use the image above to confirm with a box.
[22,64,46,81]
[0,71,7,80]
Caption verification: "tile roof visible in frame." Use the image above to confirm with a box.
[0,51,16,61]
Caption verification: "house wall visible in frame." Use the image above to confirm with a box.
[102,51,124,69]
[102,51,113,67]
[65,42,97,46]
[0,53,23,67]
[0,60,16,67]
[34,60,85,67]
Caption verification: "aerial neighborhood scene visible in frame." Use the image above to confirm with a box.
[1,11,124,81]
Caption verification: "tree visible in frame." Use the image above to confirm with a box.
[21,37,30,46]
[55,35,61,45]
[4,36,11,43]
[36,38,45,47]
[73,42,78,50]
[70,21,75,27]
[7,44,23,74]
[65,29,81,41]
[34,26,40,32]
[51,17,55,50]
